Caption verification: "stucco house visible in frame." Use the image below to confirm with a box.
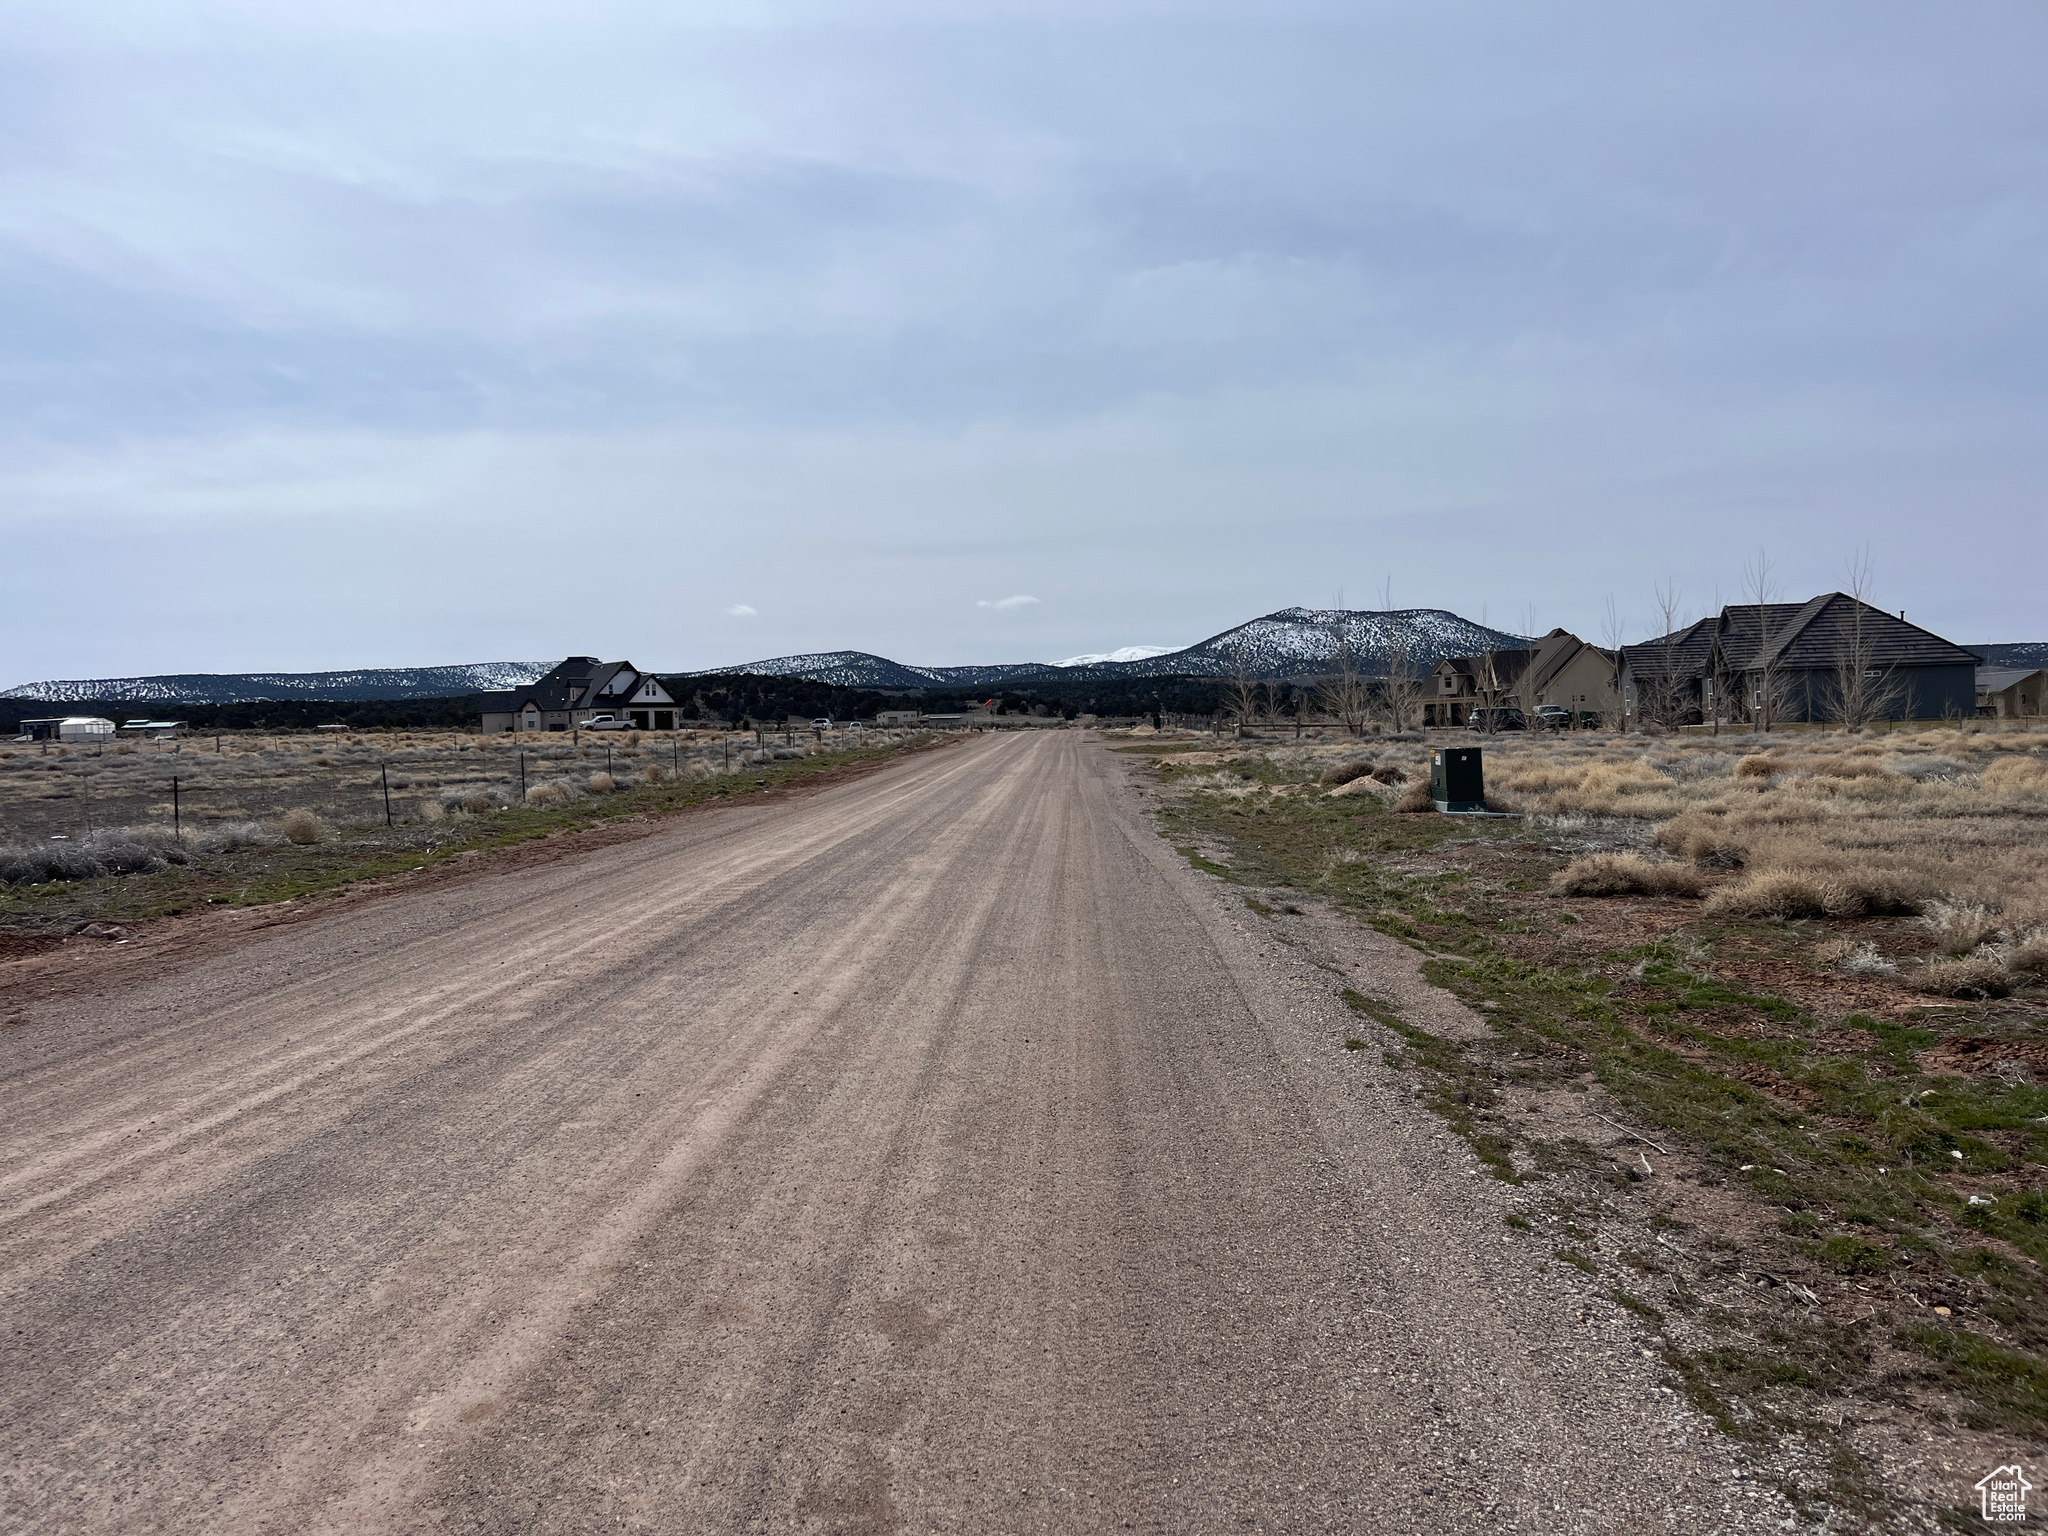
[1978,667,2045,718]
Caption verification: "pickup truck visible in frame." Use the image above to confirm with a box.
[580,715,633,731]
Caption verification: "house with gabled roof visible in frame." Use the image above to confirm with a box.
[1620,597,1980,728]
[476,657,683,733]
[1713,594,1979,725]
[1423,647,1533,727]
[1978,666,2045,719]
[1511,629,1618,721]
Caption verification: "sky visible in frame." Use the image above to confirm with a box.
[3,0,2044,684]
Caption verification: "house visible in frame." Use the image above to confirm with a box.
[1511,630,1617,720]
[875,709,921,727]
[476,657,682,733]
[1619,616,1722,727]
[1621,596,1980,727]
[1978,667,2045,718]
[1423,648,1532,727]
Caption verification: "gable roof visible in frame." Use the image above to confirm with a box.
[476,657,648,714]
[1979,667,2046,691]
[1732,594,1981,672]
[1620,616,1718,680]
[1522,629,1613,696]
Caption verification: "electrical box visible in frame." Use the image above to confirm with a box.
[1430,746,1485,813]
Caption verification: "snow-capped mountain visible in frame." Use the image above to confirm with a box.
[1052,645,1179,667]
[2,662,550,704]
[1971,642,2048,668]
[705,607,1528,689]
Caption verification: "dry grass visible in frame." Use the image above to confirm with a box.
[1550,853,1705,898]
[524,780,575,808]
[0,726,903,846]
[587,772,617,793]
[279,808,327,845]
[1170,721,2048,992]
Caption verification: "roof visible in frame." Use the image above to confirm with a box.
[1978,667,2046,691]
[1733,594,1981,672]
[1522,629,1613,696]
[1620,616,1719,679]
[478,657,647,713]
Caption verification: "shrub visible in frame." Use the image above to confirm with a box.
[1815,938,1898,977]
[1320,759,1375,788]
[280,808,328,845]
[1704,865,1920,919]
[588,772,617,793]
[1734,754,1778,779]
[192,820,281,854]
[1550,853,1705,898]
[525,780,576,807]
[1981,755,2048,794]
[641,763,667,784]
[1392,782,1436,814]
[1909,952,2013,1000]
[1655,811,1746,868]
[2009,931,2048,978]
[1923,899,2002,956]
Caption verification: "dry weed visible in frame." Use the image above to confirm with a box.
[1908,952,2014,1000]
[280,808,328,845]
[1551,854,1704,898]
[587,772,617,793]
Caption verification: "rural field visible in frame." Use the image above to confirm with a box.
[1135,719,2048,1521]
[0,726,913,931]
[2,723,2043,1532]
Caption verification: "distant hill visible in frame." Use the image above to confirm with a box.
[705,607,1528,690]
[1970,642,2048,668]
[1,661,549,705]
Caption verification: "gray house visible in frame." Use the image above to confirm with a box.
[1622,596,1979,727]
[476,657,682,732]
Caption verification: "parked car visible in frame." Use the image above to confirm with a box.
[809,718,834,730]
[1533,705,1572,729]
[1466,707,1526,731]
[582,715,633,731]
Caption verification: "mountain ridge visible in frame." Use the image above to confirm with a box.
[2,662,550,705]
[696,607,1532,690]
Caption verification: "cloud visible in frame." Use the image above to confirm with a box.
[977,594,1041,612]
[724,603,757,618]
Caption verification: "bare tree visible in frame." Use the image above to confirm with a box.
[1316,613,1370,736]
[1825,548,1905,730]
[1598,594,1627,732]
[1637,579,1691,730]
[1223,653,1262,738]
[1741,550,1790,732]
[1378,623,1424,733]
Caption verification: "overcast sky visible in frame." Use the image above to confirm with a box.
[3,1,2043,683]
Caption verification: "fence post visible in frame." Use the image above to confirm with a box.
[519,751,527,798]
[381,761,393,826]
[172,776,180,842]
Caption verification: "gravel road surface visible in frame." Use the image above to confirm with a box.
[1,732,1798,1533]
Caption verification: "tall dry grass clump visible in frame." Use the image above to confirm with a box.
[1551,854,1704,898]
[641,763,667,785]
[587,772,616,793]
[525,780,576,808]
[280,808,328,845]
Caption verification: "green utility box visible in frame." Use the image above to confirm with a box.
[1430,746,1485,813]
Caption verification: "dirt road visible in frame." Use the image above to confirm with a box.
[1,733,1796,1533]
